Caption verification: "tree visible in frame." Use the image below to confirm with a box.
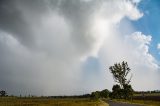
[0,90,7,97]
[111,84,121,99]
[109,61,134,99]
[109,61,132,89]
[100,89,110,98]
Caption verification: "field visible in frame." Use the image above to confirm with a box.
[133,93,160,101]
[110,93,160,106]
[0,97,109,106]
[134,93,160,96]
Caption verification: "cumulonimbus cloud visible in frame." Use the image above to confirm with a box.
[0,0,159,95]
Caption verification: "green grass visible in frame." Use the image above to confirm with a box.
[134,93,160,96]
[0,97,109,106]
[112,99,160,106]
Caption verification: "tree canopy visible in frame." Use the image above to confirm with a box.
[109,61,132,89]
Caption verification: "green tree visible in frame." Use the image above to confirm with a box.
[111,84,121,99]
[109,61,134,99]
[109,61,132,89]
[123,84,134,100]
[91,91,100,100]
[100,89,110,98]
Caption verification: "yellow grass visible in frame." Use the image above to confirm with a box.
[0,97,109,106]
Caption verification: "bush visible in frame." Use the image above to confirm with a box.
[0,90,7,97]
[91,91,100,100]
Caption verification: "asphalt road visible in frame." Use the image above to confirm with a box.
[107,100,144,106]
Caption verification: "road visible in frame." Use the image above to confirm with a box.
[107,100,144,106]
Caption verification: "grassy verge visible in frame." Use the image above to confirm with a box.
[0,97,109,106]
[134,93,160,96]
[112,99,160,106]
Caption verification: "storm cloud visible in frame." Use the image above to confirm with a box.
[0,0,159,96]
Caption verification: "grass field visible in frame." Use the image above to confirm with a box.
[112,99,160,106]
[0,97,109,106]
[133,93,160,102]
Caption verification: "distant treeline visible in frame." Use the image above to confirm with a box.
[134,90,160,94]
[48,94,91,98]
[41,89,110,99]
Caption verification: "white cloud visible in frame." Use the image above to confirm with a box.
[131,32,151,44]
[157,43,160,55]
[157,43,160,49]
[132,0,142,3]
[127,32,160,90]
[128,32,158,70]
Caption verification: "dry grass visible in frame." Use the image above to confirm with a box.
[0,97,109,106]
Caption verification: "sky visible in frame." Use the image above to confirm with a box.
[0,0,160,96]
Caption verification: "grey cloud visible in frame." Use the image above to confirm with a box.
[0,0,34,47]
[0,0,104,95]
[0,0,59,48]
[50,0,102,55]
[0,0,102,54]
